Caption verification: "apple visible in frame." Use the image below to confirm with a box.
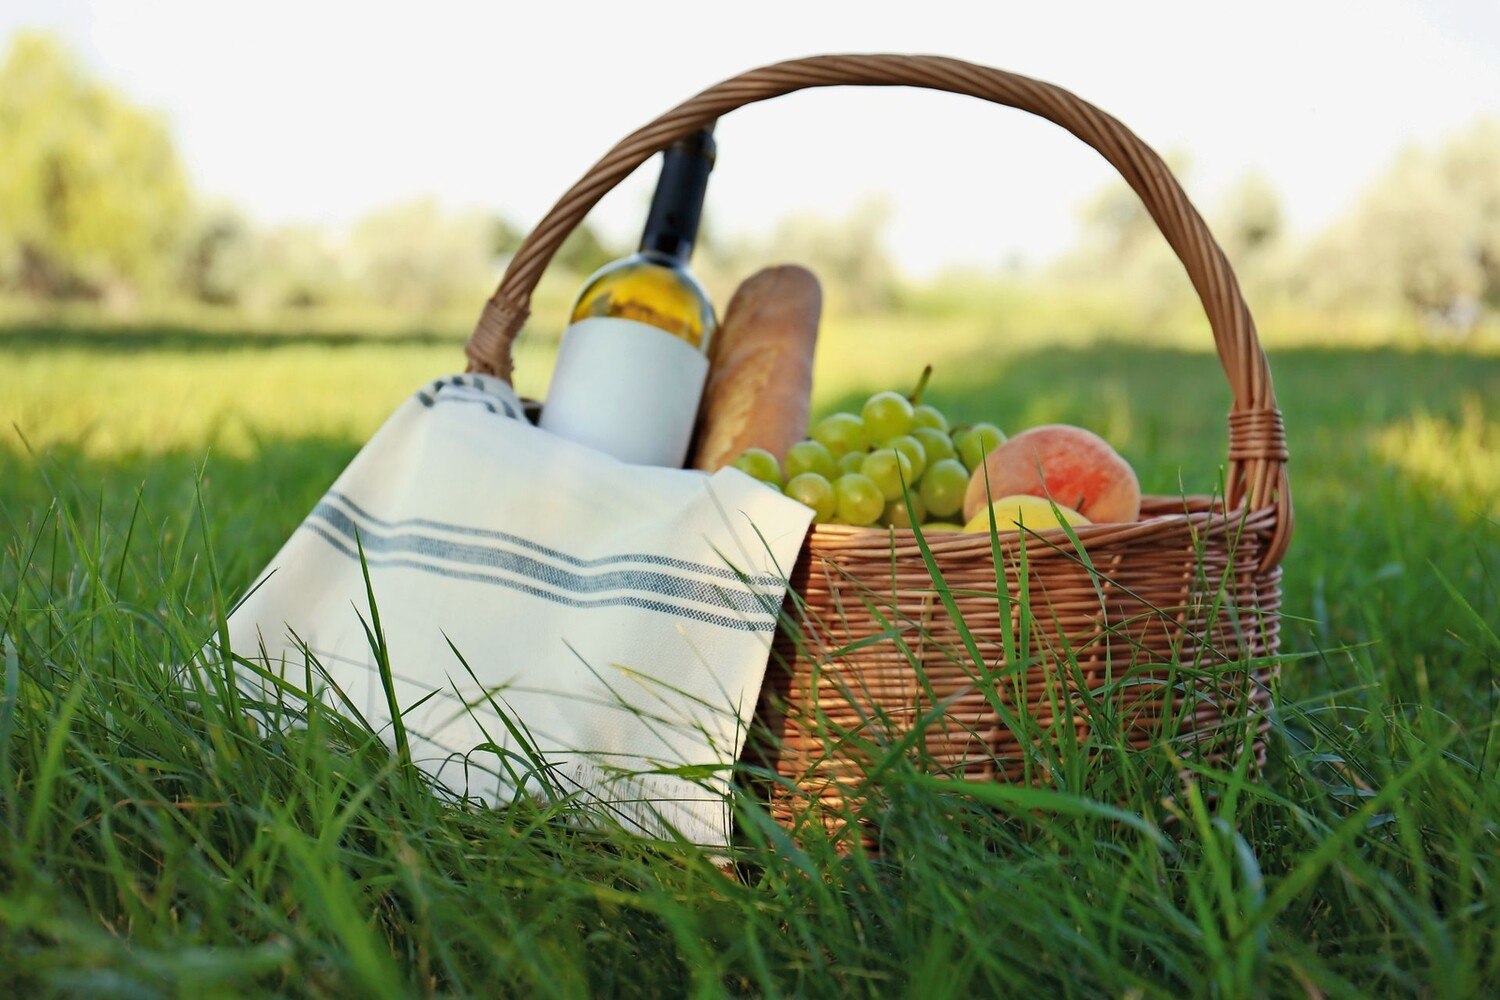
[962,424,1141,524]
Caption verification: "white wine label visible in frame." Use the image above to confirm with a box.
[539,316,709,467]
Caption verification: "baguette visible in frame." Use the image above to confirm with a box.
[690,265,822,472]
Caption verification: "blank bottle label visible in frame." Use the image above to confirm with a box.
[538,316,709,467]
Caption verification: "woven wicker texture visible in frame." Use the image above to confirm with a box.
[760,499,1281,843]
[465,55,1292,841]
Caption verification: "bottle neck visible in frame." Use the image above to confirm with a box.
[638,127,715,263]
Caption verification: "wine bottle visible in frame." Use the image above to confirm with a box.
[538,127,718,466]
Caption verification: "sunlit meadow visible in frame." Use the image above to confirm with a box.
[2,299,1497,994]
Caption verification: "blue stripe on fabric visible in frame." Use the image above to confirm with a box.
[429,388,518,419]
[325,490,783,591]
[299,521,776,634]
[414,375,520,419]
[308,503,780,621]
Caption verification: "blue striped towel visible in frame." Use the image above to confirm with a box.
[226,373,813,848]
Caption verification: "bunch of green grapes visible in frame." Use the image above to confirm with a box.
[730,369,1007,530]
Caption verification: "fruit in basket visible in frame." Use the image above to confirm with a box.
[810,412,866,457]
[954,422,1006,471]
[912,426,957,465]
[963,495,1090,534]
[883,434,928,480]
[962,424,1140,524]
[785,472,837,523]
[911,403,949,432]
[784,439,837,480]
[861,391,914,441]
[834,473,884,526]
[882,495,926,529]
[732,372,974,527]
[719,370,1149,533]
[732,448,783,487]
[919,458,969,518]
[861,448,915,501]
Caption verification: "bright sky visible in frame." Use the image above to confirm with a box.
[4,0,1497,275]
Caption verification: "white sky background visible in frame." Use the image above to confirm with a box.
[4,0,1497,276]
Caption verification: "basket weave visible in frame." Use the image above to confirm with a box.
[463,55,1292,841]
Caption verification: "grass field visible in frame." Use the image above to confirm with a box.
[1,313,1497,996]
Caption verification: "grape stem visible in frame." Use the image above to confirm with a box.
[908,365,933,405]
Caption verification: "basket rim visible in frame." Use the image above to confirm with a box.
[800,496,1280,560]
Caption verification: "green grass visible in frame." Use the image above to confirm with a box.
[1,316,1497,996]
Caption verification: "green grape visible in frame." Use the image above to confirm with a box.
[784,440,836,480]
[882,494,927,529]
[882,434,928,480]
[861,448,914,501]
[955,422,1006,471]
[919,458,969,518]
[810,413,866,457]
[838,451,866,475]
[834,473,884,526]
[861,391,914,442]
[732,448,783,486]
[912,426,957,465]
[785,472,837,523]
[911,403,949,432]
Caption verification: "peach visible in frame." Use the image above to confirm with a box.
[962,424,1141,524]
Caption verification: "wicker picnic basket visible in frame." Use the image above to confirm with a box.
[463,55,1292,841]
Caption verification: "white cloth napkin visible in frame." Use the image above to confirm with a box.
[226,373,813,848]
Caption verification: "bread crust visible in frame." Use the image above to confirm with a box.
[690,265,822,472]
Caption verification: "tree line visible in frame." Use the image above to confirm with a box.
[0,33,615,318]
[2,32,1496,335]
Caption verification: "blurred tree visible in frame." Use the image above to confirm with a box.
[349,199,495,313]
[1072,171,1169,264]
[0,32,190,302]
[492,214,525,258]
[809,197,895,312]
[489,213,622,276]
[180,204,256,306]
[1438,119,1500,309]
[1211,171,1293,309]
[1052,152,1196,322]
[759,197,897,312]
[1301,118,1498,329]
[553,221,618,276]
[241,225,345,311]
[688,198,897,312]
[1215,171,1286,261]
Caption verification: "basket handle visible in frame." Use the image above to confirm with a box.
[464,54,1291,569]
